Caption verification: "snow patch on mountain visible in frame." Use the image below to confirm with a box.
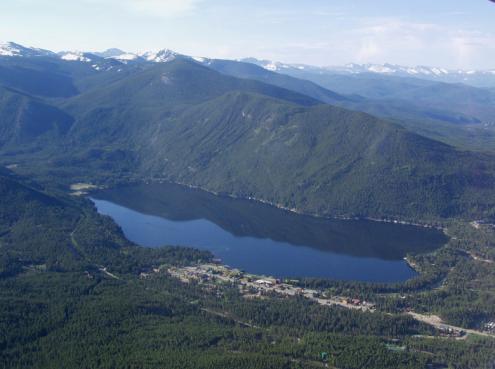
[113,53,140,61]
[0,42,54,57]
[95,48,127,58]
[243,58,494,79]
[60,51,92,62]
[105,53,144,64]
[0,42,20,56]
[264,63,278,72]
[321,63,494,79]
[140,49,177,63]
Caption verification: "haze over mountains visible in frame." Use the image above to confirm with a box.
[243,58,495,88]
[1,41,495,222]
[2,42,495,134]
[3,41,495,87]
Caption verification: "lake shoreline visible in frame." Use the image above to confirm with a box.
[103,178,447,232]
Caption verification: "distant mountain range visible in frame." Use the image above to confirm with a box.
[242,58,495,88]
[2,41,494,87]
[2,42,495,143]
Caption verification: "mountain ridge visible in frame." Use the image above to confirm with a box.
[242,57,495,87]
[3,41,494,86]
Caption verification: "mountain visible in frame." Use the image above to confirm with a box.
[204,58,491,124]
[119,91,495,220]
[140,49,178,63]
[195,58,351,105]
[239,57,495,151]
[243,58,495,88]
[375,82,495,123]
[59,51,98,62]
[334,63,495,88]
[0,41,55,58]
[1,42,493,131]
[0,86,73,146]
[0,59,79,98]
[93,48,128,58]
[0,49,143,98]
[63,58,319,115]
[57,50,132,73]
[243,58,495,123]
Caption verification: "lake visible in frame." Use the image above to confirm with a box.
[91,183,448,283]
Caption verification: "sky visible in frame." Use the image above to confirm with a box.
[1,0,494,69]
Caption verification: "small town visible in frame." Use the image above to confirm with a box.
[166,263,495,340]
[167,263,376,312]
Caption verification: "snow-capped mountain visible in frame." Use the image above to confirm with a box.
[94,48,179,64]
[334,63,495,86]
[328,63,495,79]
[2,41,494,87]
[0,41,54,57]
[1,42,181,66]
[57,48,181,68]
[57,50,130,72]
[112,53,141,62]
[94,48,128,58]
[241,58,495,87]
[240,58,311,72]
[243,58,495,77]
[140,49,178,63]
[323,62,455,76]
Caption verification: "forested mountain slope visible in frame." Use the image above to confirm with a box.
[206,59,495,144]
[1,59,495,221]
[0,86,73,147]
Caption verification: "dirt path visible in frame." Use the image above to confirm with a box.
[408,312,494,338]
[201,308,259,328]
[71,220,120,280]
[468,251,494,264]
[98,267,120,280]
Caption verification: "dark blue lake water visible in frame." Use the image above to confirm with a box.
[91,183,447,283]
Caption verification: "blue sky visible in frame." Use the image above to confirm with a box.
[1,0,494,69]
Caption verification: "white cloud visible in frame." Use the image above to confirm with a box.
[351,19,438,63]
[125,0,203,17]
[340,18,495,68]
[448,29,495,68]
[250,17,495,69]
[82,0,204,17]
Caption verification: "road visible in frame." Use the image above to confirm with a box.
[408,312,495,338]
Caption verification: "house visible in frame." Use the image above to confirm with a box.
[256,279,274,287]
